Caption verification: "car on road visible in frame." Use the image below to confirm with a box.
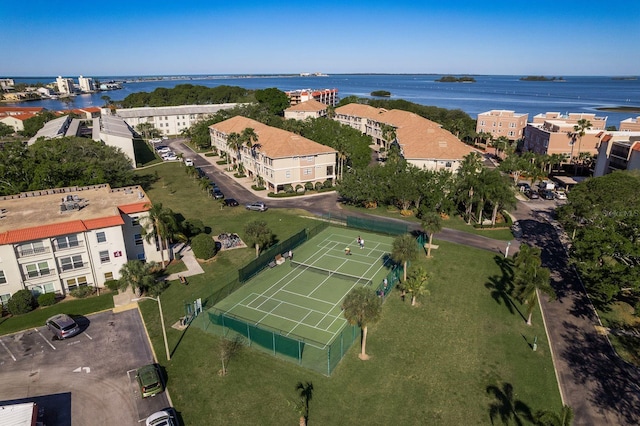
[246,201,268,211]
[525,189,539,200]
[146,410,176,426]
[46,314,80,339]
[136,364,164,398]
[195,167,206,178]
[162,136,169,140]
[184,158,194,167]
[539,189,555,200]
[224,198,239,207]
[554,190,567,200]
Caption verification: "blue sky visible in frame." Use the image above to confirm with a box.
[3,0,638,76]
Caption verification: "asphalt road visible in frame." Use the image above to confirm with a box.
[0,309,171,426]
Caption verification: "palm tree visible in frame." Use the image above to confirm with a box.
[420,210,442,258]
[533,405,574,426]
[513,244,556,326]
[568,119,592,174]
[225,132,242,171]
[403,267,430,306]
[484,172,517,226]
[241,127,259,156]
[118,260,158,296]
[342,287,382,360]
[244,220,272,258]
[140,203,177,268]
[391,234,419,282]
[290,381,314,426]
[493,136,510,159]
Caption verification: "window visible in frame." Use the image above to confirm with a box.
[445,162,452,168]
[30,282,55,296]
[0,294,9,306]
[131,216,140,226]
[285,170,291,178]
[26,261,50,278]
[96,232,107,243]
[134,234,143,245]
[66,276,88,291]
[56,235,79,250]
[60,255,83,271]
[99,250,110,264]
[104,272,114,281]
[137,253,146,260]
[18,241,46,256]
[303,168,312,175]
[327,165,334,176]
[0,270,5,285]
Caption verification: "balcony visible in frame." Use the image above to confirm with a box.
[54,240,85,252]
[17,246,50,258]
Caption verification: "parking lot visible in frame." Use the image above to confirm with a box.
[0,308,171,425]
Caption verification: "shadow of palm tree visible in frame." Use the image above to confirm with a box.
[484,256,526,322]
[486,382,533,426]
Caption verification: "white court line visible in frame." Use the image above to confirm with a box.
[0,339,16,361]
[34,328,56,350]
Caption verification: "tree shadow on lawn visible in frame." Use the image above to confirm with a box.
[486,382,533,426]
[484,255,527,322]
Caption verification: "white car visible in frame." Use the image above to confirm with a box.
[163,154,178,161]
[157,146,171,154]
[554,190,567,200]
[184,158,194,167]
[146,410,176,426]
[150,138,162,144]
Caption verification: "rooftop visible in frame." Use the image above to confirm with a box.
[115,103,241,118]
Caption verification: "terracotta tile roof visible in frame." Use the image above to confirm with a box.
[210,116,336,159]
[335,103,382,117]
[118,202,151,214]
[601,134,613,142]
[83,215,125,230]
[10,113,36,121]
[285,99,327,112]
[0,221,86,245]
[0,106,45,114]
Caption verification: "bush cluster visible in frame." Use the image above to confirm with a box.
[191,233,218,260]
[7,289,37,315]
[70,286,94,299]
[37,293,57,307]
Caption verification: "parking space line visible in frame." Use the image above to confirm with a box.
[0,339,16,361]
[84,332,93,340]
[34,328,56,350]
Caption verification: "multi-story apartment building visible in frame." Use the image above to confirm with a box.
[334,103,475,172]
[285,89,339,106]
[56,76,75,95]
[78,75,96,92]
[111,104,241,137]
[620,116,640,132]
[0,78,15,91]
[209,116,337,193]
[0,184,167,304]
[476,110,528,141]
[523,112,606,157]
[593,132,640,176]
[284,99,328,120]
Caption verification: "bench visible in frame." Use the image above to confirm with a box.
[179,275,188,285]
[275,254,285,265]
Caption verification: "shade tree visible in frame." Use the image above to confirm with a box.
[342,287,382,360]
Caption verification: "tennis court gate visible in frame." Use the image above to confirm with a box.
[206,309,360,376]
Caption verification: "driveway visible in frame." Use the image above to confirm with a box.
[0,309,171,426]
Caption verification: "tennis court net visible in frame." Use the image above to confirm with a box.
[290,260,373,286]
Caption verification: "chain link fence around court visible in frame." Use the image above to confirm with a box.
[321,213,408,236]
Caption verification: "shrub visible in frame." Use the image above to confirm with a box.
[314,182,323,191]
[323,179,333,188]
[70,286,95,299]
[284,184,294,193]
[105,279,120,293]
[183,218,205,238]
[37,293,57,307]
[7,289,37,315]
[295,184,305,193]
[191,233,218,260]
[251,185,266,191]
[304,182,314,191]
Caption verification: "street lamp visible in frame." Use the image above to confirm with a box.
[505,241,512,258]
[133,295,171,361]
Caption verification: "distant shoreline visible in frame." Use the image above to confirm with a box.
[596,106,640,113]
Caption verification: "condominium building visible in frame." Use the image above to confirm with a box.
[209,116,337,193]
[476,110,528,141]
[111,104,241,137]
[56,76,75,94]
[334,103,475,172]
[523,117,604,157]
[78,75,96,92]
[285,89,339,106]
[620,116,640,132]
[0,78,15,91]
[0,184,167,303]
[284,99,328,120]
[593,132,640,177]
[531,112,607,129]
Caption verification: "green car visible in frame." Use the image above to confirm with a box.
[136,364,164,398]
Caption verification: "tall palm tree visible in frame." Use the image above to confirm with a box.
[241,127,259,152]
[485,172,517,226]
[225,132,242,171]
[420,210,442,258]
[342,287,382,360]
[513,244,556,326]
[403,267,430,306]
[244,220,272,258]
[140,203,177,268]
[391,234,420,282]
[573,118,592,173]
[118,260,158,296]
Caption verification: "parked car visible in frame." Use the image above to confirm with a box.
[136,364,164,398]
[162,135,169,140]
[146,410,176,426]
[539,189,555,200]
[246,201,268,211]
[184,158,194,167]
[212,189,224,199]
[525,189,539,200]
[554,190,567,200]
[516,182,531,193]
[46,314,80,339]
[156,146,170,153]
[195,167,206,178]
[150,138,162,144]
[224,198,239,207]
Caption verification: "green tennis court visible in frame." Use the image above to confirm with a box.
[212,226,395,347]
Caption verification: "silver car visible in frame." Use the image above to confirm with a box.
[245,201,267,212]
[46,314,80,339]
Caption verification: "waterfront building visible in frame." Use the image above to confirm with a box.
[56,76,75,95]
[0,113,36,132]
[523,112,605,157]
[285,88,339,106]
[0,78,15,91]
[476,110,528,141]
[334,103,475,172]
[209,116,337,193]
[620,116,640,132]
[110,103,241,137]
[593,132,640,177]
[0,184,166,303]
[284,99,328,120]
[78,75,96,92]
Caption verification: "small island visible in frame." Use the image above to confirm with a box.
[370,90,391,97]
[520,76,566,82]
[436,76,476,83]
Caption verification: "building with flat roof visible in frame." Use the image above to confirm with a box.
[593,132,640,177]
[620,116,640,132]
[531,112,607,129]
[111,103,242,137]
[523,118,602,158]
[284,99,328,120]
[334,103,475,172]
[0,184,167,303]
[476,110,528,141]
[78,75,96,92]
[209,116,337,193]
[56,76,75,94]
[286,89,338,106]
[96,115,138,167]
